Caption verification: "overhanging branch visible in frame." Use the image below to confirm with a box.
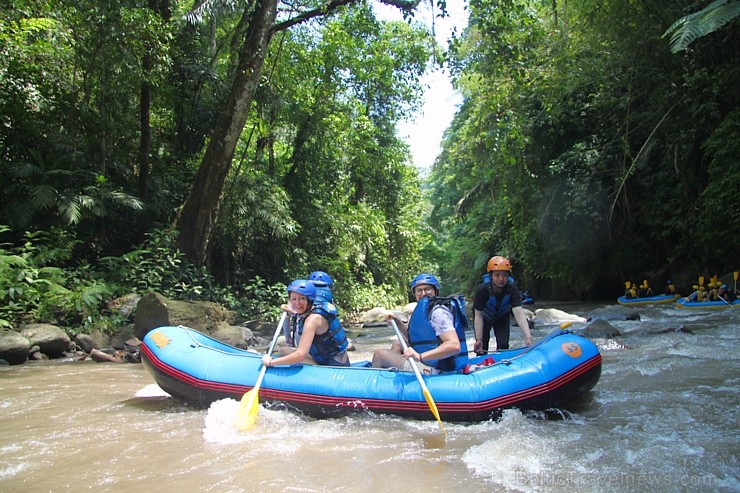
[271,0,423,33]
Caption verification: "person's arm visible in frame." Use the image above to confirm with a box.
[262,314,322,366]
[511,306,532,345]
[405,329,459,363]
[473,309,485,353]
[472,284,487,353]
[404,308,459,362]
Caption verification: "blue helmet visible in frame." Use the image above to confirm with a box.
[308,270,334,288]
[410,273,440,294]
[287,279,317,301]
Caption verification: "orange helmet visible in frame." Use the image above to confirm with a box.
[487,255,511,273]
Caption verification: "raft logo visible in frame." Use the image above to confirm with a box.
[151,331,171,349]
[561,342,582,358]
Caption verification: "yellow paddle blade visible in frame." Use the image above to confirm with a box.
[234,388,260,432]
[422,388,446,436]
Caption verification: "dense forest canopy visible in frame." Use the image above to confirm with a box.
[428,0,739,298]
[0,0,737,332]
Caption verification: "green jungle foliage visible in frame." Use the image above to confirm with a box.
[0,1,737,334]
[429,0,739,298]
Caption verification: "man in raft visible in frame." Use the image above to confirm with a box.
[371,273,468,374]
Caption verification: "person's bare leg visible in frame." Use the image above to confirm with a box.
[371,348,405,368]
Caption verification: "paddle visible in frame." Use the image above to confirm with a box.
[735,271,738,297]
[388,316,446,436]
[234,311,287,432]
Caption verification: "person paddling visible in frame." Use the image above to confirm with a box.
[371,273,468,374]
[262,280,350,367]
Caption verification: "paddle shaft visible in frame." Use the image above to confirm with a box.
[389,317,446,435]
[254,311,288,390]
[234,311,288,431]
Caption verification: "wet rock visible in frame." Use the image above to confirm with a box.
[74,333,97,354]
[587,308,641,322]
[644,325,694,335]
[107,293,141,320]
[134,292,234,340]
[0,329,30,365]
[580,319,622,339]
[19,323,71,357]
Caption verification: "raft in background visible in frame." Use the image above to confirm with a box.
[675,298,739,309]
[140,325,601,423]
[617,294,680,306]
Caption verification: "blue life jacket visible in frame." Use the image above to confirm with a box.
[313,286,334,305]
[296,302,348,365]
[408,295,469,372]
[482,278,515,323]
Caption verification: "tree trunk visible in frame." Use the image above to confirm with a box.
[138,53,151,200]
[175,0,278,265]
[138,0,171,200]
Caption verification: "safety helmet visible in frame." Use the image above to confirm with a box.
[410,273,440,294]
[287,279,317,301]
[487,255,512,273]
[308,270,334,288]
[666,279,673,285]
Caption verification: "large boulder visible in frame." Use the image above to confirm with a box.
[19,323,71,357]
[107,293,141,320]
[358,307,389,326]
[134,292,235,340]
[210,323,254,349]
[581,319,622,339]
[0,329,31,365]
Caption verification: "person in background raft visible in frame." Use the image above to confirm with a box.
[473,256,533,355]
[687,285,701,302]
[664,279,678,296]
[262,280,350,367]
[371,273,468,374]
[624,282,637,299]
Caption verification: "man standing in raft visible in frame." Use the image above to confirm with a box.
[473,256,533,354]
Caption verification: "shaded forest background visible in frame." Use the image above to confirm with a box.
[1,0,737,332]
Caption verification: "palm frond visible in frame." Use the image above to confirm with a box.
[664,0,740,53]
[454,181,485,217]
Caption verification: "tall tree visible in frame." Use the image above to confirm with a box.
[174,0,428,265]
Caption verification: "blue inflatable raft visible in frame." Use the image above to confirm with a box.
[141,325,601,423]
[675,298,739,309]
[617,294,680,306]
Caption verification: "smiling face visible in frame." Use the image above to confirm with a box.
[289,292,310,314]
[413,284,437,301]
